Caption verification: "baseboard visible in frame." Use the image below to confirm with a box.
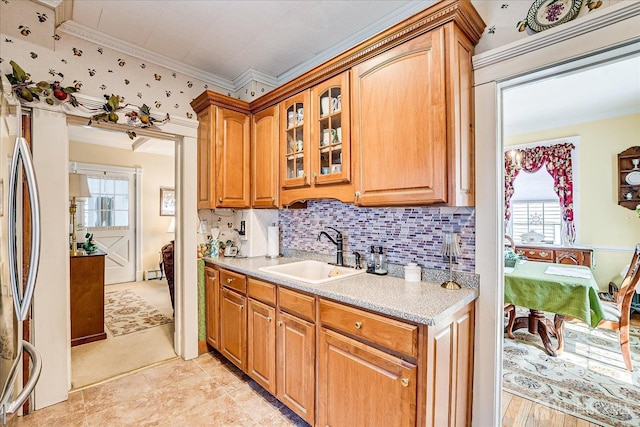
[198,340,209,355]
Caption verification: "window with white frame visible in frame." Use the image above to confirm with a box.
[83,175,130,228]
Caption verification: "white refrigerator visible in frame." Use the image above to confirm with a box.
[0,76,43,425]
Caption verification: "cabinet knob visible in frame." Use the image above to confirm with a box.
[354,191,360,201]
[401,378,409,387]
[539,251,548,257]
[354,321,362,329]
[266,316,272,322]
[277,320,283,326]
[219,197,223,202]
[227,278,234,283]
[239,305,244,310]
[271,197,275,202]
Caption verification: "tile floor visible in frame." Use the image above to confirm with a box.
[17,351,309,426]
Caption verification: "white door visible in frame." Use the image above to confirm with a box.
[78,170,136,284]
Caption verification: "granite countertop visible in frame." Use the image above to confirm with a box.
[203,256,478,326]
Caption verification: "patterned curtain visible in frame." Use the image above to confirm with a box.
[504,143,575,243]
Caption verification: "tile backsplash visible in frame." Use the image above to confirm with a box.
[279,200,475,273]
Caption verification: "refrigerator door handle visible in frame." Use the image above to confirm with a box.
[0,341,43,425]
[7,136,41,321]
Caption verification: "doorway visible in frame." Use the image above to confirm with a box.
[473,25,640,425]
[67,123,178,389]
[72,163,139,285]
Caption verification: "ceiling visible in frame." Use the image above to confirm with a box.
[62,0,640,155]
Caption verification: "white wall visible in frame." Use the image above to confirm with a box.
[31,108,70,409]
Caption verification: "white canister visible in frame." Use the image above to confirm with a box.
[404,263,421,282]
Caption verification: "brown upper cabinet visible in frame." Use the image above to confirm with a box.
[280,91,311,190]
[351,23,475,207]
[191,93,251,209]
[192,0,484,209]
[251,105,279,208]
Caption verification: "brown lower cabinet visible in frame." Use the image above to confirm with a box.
[219,287,247,370]
[207,266,475,426]
[276,310,315,424]
[318,328,417,426]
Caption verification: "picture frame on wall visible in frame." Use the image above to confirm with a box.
[160,187,175,216]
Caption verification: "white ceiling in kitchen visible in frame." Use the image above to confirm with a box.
[61,0,639,154]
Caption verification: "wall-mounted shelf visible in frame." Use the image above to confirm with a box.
[618,146,640,210]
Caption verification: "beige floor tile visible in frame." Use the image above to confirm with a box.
[141,358,202,388]
[85,390,170,426]
[16,391,86,426]
[192,350,229,372]
[159,395,258,427]
[82,371,153,415]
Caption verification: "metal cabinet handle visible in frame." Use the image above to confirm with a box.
[239,304,244,310]
[539,251,548,257]
[227,278,234,283]
[266,316,272,322]
[277,320,283,326]
[528,251,535,255]
[400,378,409,387]
[354,321,362,329]
[8,136,41,321]
[219,197,223,202]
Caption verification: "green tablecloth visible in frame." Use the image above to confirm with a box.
[504,261,605,328]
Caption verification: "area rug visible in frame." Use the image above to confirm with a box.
[503,312,640,426]
[105,289,173,336]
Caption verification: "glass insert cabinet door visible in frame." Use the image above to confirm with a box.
[280,91,310,188]
[311,72,350,185]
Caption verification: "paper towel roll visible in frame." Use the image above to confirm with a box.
[267,226,279,257]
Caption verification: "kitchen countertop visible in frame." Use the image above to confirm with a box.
[204,256,478,326]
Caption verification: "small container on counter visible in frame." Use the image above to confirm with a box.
[404,263,421,282]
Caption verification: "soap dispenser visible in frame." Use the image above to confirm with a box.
[367,246,376,273]
[375,246,388,275]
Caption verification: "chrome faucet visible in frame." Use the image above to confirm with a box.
[317,227,344,266]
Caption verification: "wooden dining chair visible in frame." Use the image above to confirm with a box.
[597,243,640,371]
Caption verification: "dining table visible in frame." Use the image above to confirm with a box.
[504,260,605,356]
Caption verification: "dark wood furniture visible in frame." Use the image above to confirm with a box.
[70,250,107,346]
[515,244,593,268]
[617,146,640,210]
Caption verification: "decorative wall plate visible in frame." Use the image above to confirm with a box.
[625,171,640,185]
[526,0,583,32]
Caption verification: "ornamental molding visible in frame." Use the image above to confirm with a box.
[473,1,640,70]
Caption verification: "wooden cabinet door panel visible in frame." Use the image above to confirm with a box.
[197,107,215,209]
[251,106,279,208]
[216,108,250,208]
[351,29,446,206]
[247,299,276,394]
[277,311,315,425]
[423,302,474,427]
[220,287,247,370]
[204,267,220,350]
[318,328,417,427]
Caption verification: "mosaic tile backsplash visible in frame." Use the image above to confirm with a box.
[279,200,475,273]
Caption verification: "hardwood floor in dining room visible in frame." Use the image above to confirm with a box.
[502,392,601,427]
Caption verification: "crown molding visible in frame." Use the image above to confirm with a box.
[276,0,438,85]
[233,68,278,90]
[57,20,237,92]
[473,1,640,70]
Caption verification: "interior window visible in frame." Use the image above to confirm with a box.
[83,175,130,228]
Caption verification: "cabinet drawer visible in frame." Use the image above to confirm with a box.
[319,299,418,358]
[248,278,276,306]
[220,269,247,294]
[516,248,553,262]
[278,287,315,322]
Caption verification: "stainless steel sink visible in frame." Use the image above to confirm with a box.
[259,260,365,284]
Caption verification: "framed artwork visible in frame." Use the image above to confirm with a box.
[160,187,175,216]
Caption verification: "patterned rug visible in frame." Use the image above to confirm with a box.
[503,312,640,426]
[105,289,173,336]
